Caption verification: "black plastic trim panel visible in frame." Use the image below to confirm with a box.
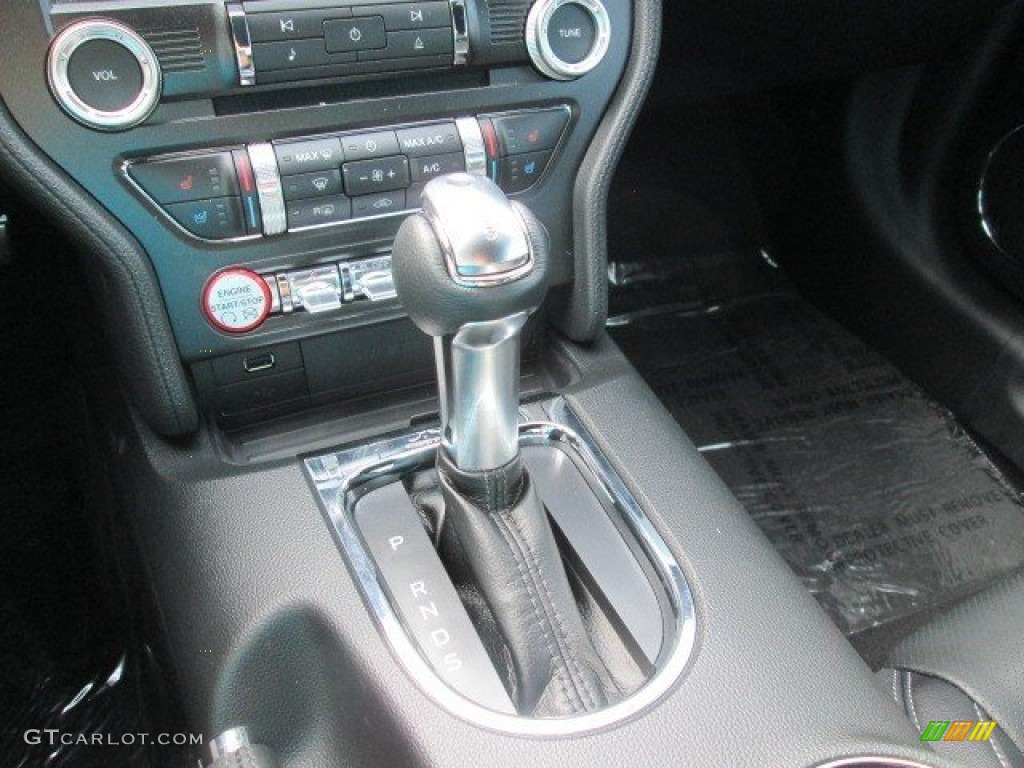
[0,97,198,436]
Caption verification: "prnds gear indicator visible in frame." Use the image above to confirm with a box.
[202,268,272,333]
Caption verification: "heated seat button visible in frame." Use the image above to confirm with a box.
[499,150,551,194]
[324,17,387,53]
[490,109,569,156]
[342,156,409,196]
[281,168,343,200]
[166,197,246,239]
[395,123,461,157]
[409,152,465,182]
[129,153,240,205]
[66,39,143,113]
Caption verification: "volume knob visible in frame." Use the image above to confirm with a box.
[47,19,162,131]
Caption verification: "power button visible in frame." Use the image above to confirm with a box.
[47,19,162,131]
[202,268,272,334]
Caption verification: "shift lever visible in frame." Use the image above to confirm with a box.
[391,175,620,717]
[392,173,550,478]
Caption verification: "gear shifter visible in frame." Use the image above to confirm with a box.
[393,173,547,479]
[392,175,620,716]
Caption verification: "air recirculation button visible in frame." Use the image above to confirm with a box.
[47,19,162,131]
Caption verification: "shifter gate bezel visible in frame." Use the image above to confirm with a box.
[304,397,698,735]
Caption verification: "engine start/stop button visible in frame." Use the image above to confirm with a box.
[202,268,272,333]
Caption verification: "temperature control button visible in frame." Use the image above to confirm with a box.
[202,268,272,333]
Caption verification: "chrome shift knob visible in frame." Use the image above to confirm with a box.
[391,174,550,473]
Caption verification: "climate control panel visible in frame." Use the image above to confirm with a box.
[125,107,571,241]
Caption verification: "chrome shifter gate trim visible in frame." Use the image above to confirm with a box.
[304,398,698,736]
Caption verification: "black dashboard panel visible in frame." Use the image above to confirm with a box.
[0,0,630,426]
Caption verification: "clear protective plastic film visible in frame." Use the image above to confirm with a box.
[607,251,1024,636]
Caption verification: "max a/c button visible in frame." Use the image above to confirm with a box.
[395,123,461,157]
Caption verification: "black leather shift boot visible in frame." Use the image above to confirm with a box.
[435,450,621,717]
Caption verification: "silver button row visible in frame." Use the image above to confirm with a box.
[262,254,397,315]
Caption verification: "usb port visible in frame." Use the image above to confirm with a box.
[242,353,276,373]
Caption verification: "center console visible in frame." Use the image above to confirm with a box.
[1,0,632,430]
[0,2,964,768]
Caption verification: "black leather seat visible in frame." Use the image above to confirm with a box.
[883,572,1024,768]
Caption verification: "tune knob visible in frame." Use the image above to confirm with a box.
[47,19,162,131]
[525,0,611,81]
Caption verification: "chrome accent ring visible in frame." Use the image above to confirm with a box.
[247,143,287,236]
[227,4,255,86]
[47,19,162,131]
[304,398,699,736]
[525,0,611,81]
[814,759,939,768]
[449,0,469,66]
[455,116,487,176]
[206,727,250,763]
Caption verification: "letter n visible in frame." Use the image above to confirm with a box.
[920,721,949,742]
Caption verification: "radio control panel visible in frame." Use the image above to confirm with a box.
[124,107,571,241]
[46,1,610,131]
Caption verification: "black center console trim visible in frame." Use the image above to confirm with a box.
[0,96,199,435]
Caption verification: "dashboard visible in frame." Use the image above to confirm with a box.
[0,0,637,429]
